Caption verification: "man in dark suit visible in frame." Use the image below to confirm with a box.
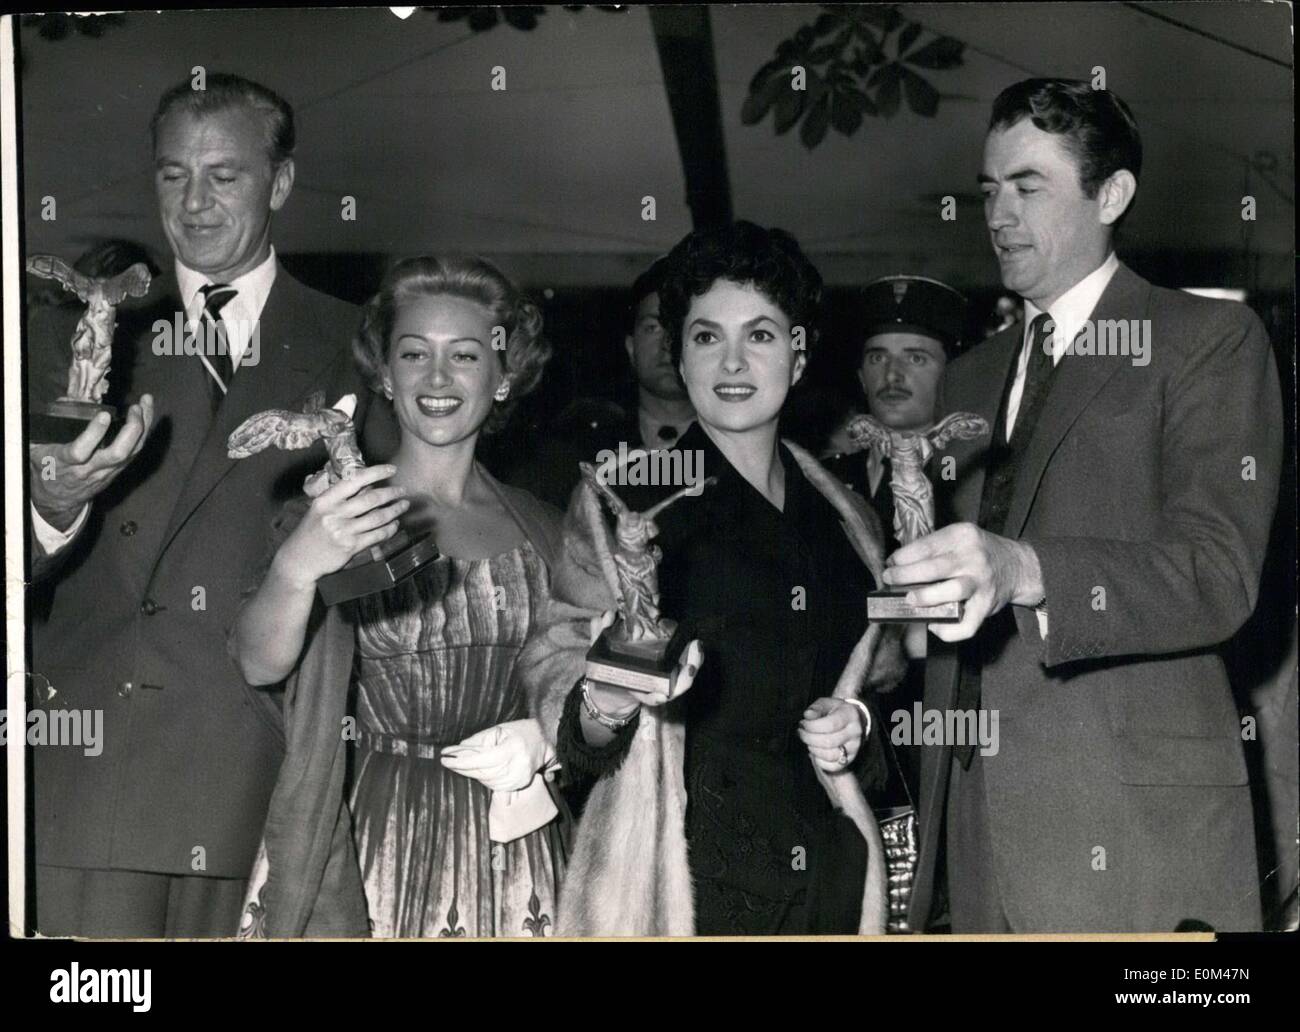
[887,79,1282,932]
[505,257,696,510]
[26,73,394,936]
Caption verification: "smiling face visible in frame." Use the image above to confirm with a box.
[625,292,688,400]
[858,331,946,432]
[154,107,293,281]
[383,293,505,450]
[678,279,805,435]
[980,118,1113,309]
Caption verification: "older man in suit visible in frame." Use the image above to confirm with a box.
[888,79,1282,932]
[26,73,394,937]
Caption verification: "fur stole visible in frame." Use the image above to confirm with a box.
[519,440,906,936]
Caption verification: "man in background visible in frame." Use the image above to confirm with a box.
[823,274,966,556]
[506,256,695,510]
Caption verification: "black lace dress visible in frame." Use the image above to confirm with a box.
[557,423,882,935]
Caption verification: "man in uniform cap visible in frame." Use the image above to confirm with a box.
[823,274,967,554]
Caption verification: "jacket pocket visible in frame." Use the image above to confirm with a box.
[1112,733,1247,786]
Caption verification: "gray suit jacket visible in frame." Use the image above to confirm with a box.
[908,263,1282,932]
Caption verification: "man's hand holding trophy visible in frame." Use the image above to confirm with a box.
[843,411,990,626]
[26,253,156,533]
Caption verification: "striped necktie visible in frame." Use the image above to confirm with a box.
[198,282,238,410]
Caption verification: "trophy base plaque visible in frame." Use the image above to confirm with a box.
[867,590,963,623]
[318,528,439,607]
[30,399,121,446]
[585,618,692,695]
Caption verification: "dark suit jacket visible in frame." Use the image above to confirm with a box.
[28,266,397,879]
[501,397,643,511]
[908,263,1282,932]
[822,449,902,556]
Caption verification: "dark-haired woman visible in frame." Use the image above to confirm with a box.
[521,222,905,936]
[233,256,565,937]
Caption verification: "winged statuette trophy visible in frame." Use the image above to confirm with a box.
[228,391,438,605]
[26,254,152,444]
[843,411,990,622]
[578,453,715,694]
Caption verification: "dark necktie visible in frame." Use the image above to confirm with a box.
[875,453,898,551]
[198,283,238,411]
[953,311,1059,766]
[1011,312,1057,443]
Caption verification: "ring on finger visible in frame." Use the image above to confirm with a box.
[838,743,849,766]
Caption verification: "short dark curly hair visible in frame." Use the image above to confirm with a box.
[353,255,549,435]
[990,78,1142,226]
[658,221,823,370]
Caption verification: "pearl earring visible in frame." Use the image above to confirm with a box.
[494,381,511,402]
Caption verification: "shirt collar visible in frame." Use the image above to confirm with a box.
[177,245,278,322]
[1023,251,1119,361]
[638,410,695,450]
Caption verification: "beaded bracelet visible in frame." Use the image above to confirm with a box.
[579,677,639,731]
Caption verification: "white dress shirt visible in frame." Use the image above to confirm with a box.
[637,410,693,450]
[998,251,1119,637]
[1004,251,1119,441]
[31,249,280,556]
[177,245,279,374]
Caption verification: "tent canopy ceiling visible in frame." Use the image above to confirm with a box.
[18,4,1293,287]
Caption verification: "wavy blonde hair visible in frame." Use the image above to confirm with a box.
[353,255,549,434]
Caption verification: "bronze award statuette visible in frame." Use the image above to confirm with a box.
[845,412,990,623]
[227,391,438,606]
[26,254,152,445]
[578,456,715,694]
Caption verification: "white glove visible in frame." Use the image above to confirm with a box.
[439,719,555,792]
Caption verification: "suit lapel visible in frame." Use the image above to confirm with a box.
[1004,263,1151,537]
[152,272,334,565]
[942,326,1019,523]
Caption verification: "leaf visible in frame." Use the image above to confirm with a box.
[503,7,543,30]
[856,32,884,66]
[773,83,806,135]
[872,63,902,118]
[856,6,903,33]
[741,67,792,126]
[896,22,922,59]
[749,55,790,93]
[829,63,861,91]
[801,92,832,149]
[805,69,829,108]
[830,91,864,135]
[904,36,965,69]
[845,87,879,117]
[900,66,940,117]
[813,11,844,37]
